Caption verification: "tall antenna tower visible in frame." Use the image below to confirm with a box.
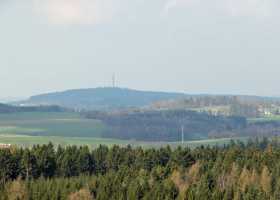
[181,125,184,144]
[112,73,116,88]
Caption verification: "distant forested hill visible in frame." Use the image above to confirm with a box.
[15,87,280,116]
[19,87,185,110]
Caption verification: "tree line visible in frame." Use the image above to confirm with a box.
[151,95,280,117]
[0,103,66,114]
[1,138,280,199]
[84,110,247,141]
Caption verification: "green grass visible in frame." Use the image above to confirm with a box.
[191,105,230,113]
[0,134,126,148]
[0,112,79,120]
[248,115,280,123]
[0,134,248,149]
[0,112,105,137]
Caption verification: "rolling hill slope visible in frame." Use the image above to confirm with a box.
[19,87,185,110]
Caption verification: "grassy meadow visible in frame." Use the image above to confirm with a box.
[0,112,105,137]
[0,134,248,149]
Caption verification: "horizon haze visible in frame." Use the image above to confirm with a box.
[1,0,280,98]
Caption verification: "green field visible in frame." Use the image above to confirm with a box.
[191,105,230,115]
[0,112,105,137]
[0,134,248,149]
[248,115,280,123]
[0,134,125,148]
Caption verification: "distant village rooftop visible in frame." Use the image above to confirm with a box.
[0,143,11,149]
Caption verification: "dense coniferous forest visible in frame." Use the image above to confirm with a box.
[84,110,247,141]
[85,110,280,141]
[1,139,280,199]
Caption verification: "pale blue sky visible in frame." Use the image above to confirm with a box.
[1,0,280,97]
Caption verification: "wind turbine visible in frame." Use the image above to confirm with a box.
[112,73,116,88]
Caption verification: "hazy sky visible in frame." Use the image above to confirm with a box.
[1,0,280,98]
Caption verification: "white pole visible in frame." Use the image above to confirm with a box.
[112,74,115,87]
[181,125,184,144]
